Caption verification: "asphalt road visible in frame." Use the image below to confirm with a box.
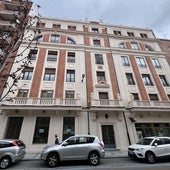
[9,157,170,170]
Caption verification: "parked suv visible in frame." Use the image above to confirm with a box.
[128,136,170,163]
[0,139,26,169]
[41,135,105,167]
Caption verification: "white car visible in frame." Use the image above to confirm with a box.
[128,136,170,163]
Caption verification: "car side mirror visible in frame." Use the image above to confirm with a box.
[154,142,158,146]
[62,142,68,146]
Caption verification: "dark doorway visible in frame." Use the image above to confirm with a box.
[5,117,23,139]
[101,125,116,148]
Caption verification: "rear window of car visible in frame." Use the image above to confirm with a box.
[16,140,25,147]
[0,142,11,148]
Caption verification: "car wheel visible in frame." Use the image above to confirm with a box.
[46,153,59,167]
[146,152,156,164]
[0,156,12,169]
[88,152,100,166]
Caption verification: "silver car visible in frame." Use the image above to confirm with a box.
[41,135,105,167]
[0,139,26,169]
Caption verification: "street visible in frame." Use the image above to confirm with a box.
[9,157,170,170]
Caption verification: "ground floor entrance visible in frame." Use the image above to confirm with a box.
[101,125,116,148]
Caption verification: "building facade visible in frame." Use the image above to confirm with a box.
[0,0,33,98]
[0,17,170,152]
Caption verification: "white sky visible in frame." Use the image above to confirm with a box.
[32,0,170,39]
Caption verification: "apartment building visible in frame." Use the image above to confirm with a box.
[0,16,170,152]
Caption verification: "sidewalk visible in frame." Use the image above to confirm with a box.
[23,150,128,161]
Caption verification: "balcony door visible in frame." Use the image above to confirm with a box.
[101,125,116,148]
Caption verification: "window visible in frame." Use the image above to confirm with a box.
[97,71,106,82]
[50,34,59,43]
[43,69,55,81]
[22,67,33,80]
[113,30,121,35]
[93,39,101,46]
[67,52,75,63]
[52,24,61,29]
[149,94,159,100]
[68,26,76,30]
[159,75,169,86]
[99,92,109,105]
[142,74,153,86]
[33,117,50,144]
[119,42,125,49]
[66,70,75,82]
[145,45,154,51]
[121,56,130,66]
[131,93,139,100]
[127,32,134,37]
[131,42,139,50]
[65,91,74,98]
[67,38,76,44]
[95,54,104,64]
[152,58,161,68]
[34,35,42,42]
[17,89,28,97]
[29,49,37,60]
[92,28,99,33]
[140,33,148,38]
[41,90,53,98]
[47,51,58,61]
[126,73,135,85]
[136,57,147,67]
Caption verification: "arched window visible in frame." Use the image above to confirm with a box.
[119,42,125,49]
[67,38,76,44]
[145,44,154,51]
[33,35,43,42]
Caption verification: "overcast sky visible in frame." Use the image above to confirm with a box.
[32,0,170,39]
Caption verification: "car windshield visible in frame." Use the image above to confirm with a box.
[136,138,153,145]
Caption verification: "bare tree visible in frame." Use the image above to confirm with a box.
[0,0,41,102]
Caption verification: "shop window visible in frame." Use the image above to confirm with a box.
[33,117,50,144]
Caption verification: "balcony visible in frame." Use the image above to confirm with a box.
[1,97,82,110]
[91,99,125,111]
[129,100,170,112]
